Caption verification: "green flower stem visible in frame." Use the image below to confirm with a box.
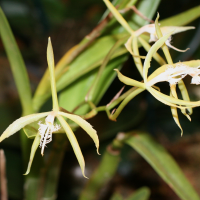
[110,87,145,121]
[107,87,136,110]
[47,38,59,111]
[86,35,129,101]
[80,86,137,120]
[103,0,134,35]
[79,139,122,200]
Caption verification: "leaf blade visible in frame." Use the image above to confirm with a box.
[125,132,200,200]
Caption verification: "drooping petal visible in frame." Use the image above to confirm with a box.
[0,112,50,142]
[169,87,183,136]
[59,111,100,155]
[147,87,186,108]
[114,69,145,89]
[171,104,183,136]
[178,80,193,117]
[24,132,40,175]
[57,115,88,178]
[149,87,200,107]
[170,83,191,121]
[165,40,190,52]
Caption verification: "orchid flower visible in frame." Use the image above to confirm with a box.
[0,38,99,178]
[134,24,195,52]
[103,0,200,135]
[147,64,188,86]
[111,32,200,129]
[146,63,200,86]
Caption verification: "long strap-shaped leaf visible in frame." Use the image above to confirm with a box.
[0,7,32,115]
[125,132,200,200]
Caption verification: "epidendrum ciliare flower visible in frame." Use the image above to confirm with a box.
[0,38,99,178]
[124,24,195,57]
[103,0,200,135]
[112,31,200,128]
[134,24,195,52]
[147,64,200,86]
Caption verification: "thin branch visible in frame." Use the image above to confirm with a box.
[119,6,154,23]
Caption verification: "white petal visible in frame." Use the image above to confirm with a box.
[191,76,200,85]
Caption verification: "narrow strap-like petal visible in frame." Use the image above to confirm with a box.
[114,69,145,89]
[57,115,88,178]
[59,111,100,155]
[143,32,173,83]
[24,132,40,175]
[0,112,50,142]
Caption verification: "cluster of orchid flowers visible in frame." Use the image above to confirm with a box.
[1,0,200,178]
[103,0,200,135]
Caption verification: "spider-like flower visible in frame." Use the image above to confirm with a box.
[0,38,99,178]
[147,64,188,86]
[134,24,194,52]
[147,64,200,86]
[111,31,200,124]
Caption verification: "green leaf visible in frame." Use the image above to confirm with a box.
[125,132,200,200]
[79,145,121,200]
[58,54,127,115]
[126,187,150,200]
[0,7,32,115]
[160,6,200,27]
